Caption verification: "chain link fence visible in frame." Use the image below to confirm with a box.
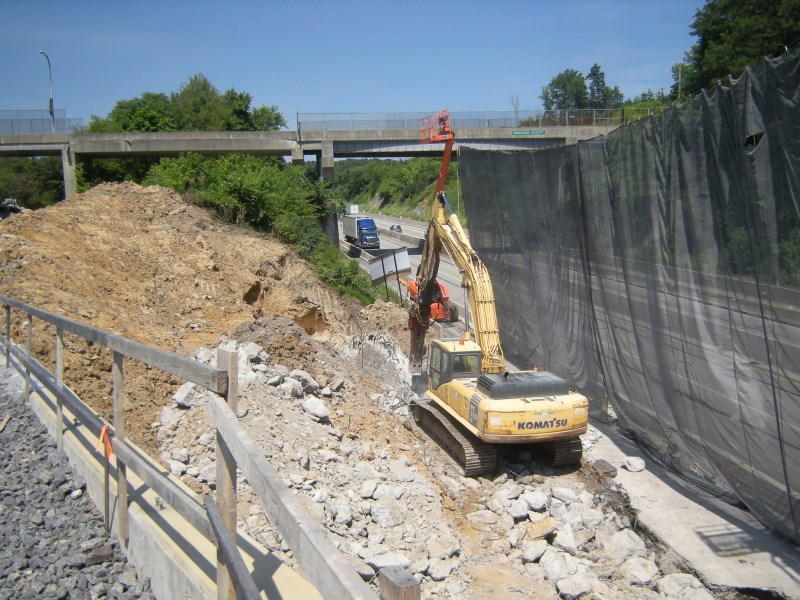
[297,108,666,132]
[0,109,83,135]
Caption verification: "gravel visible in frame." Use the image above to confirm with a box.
[0,364,153,600]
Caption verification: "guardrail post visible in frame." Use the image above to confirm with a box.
[113,351,129,545]
[4,304,10,366]
[379,566,420,600]
[216,348,239,600]
[55,327,64,452]
[24,314,32,401]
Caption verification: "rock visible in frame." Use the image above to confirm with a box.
[359,480,378,499]
[387,458,416,482]
[279,377,304,398]
[427,535,460,560]
[553,523,578,555]
[521,540,548,563]
[160,406,183,428]
[507,498,530,521]
[620,556,660,585]
[524,516,557,540]
[551,487,579,504]
[370,497,406,528]
[197,432,214,447]
[429,557,455,581]
[186,467,201,478]
[302,396,330,422]
[624,456,646,472]
[312,489,328,503]
[199,464,217,486]
[539,549,577,582]
[600,529,647,566]
[85,545,115,566]
[556,573,594,600]
[466,510,499,526]
[592,459,618,477]
[364,552,411,570]
[172,383,205,408]
[267,374,284,386]
[329,377,345,392]
[171,448,190,464]
[168,460,187,476]
[330,499,353,526]
[521,489,549,512]
[289,369,320,393]
[657,573,714,599]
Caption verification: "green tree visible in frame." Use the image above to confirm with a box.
[540,69,589,110]
[170,74,229,131]
[251,104,287,130]
[674,0,800,96]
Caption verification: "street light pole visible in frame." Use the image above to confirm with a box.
[39,50,55,134]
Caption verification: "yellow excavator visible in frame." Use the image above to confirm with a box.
[407,110,588,475]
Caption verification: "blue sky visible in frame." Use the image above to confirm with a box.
[2,1,704,128]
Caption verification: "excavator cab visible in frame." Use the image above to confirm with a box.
[428,338,481,390]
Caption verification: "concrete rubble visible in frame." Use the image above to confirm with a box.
[152,327,800,600]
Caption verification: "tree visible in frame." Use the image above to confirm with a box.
[170,74,229,131]
[674,0,800,97]
[251,105,287,130]
[586,64,624,109]
[540,69,588,110]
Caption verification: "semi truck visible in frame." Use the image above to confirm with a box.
[342,214,380,249]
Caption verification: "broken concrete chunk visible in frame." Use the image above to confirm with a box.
[623,456,645,472]
[289,369,320,393]
[592,458,618,477]
[302,396,330,421]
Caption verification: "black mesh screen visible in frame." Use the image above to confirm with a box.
[459,51,800,543]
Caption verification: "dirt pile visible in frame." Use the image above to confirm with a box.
[0,182,407,453]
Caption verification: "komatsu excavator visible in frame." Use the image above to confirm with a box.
[407,110,588,476]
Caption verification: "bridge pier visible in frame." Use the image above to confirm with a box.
[291,146,304,165]
[61,146,77,199]
[319,141,334,184]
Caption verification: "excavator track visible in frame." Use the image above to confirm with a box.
[546,437,583,467]
[410,398,496,477]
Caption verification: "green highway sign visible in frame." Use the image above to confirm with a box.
[511,129,546,136]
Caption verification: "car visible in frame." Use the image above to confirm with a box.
[389,224,402,233]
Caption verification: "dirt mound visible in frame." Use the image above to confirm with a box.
[0,182,409,453]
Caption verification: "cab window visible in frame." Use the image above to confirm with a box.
[429,345,442,389]
[452,353,480,376]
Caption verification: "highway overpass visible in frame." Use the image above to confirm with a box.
[0,110,618,198]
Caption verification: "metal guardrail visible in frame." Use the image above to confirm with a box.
[297,108,666,132]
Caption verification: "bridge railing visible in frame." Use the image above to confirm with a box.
[297,108,666,132]
[0,109,83,135]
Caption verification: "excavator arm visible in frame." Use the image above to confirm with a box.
[408,111,505,374]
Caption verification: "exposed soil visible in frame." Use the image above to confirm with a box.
[0,182,408,456]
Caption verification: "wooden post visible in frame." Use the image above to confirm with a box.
[379,566,420,600]
[113,351,128,545]
[103,452,110,532]
[4,304,10,366]
[55,327,64,452]
[24,313,32,401]
[216,348,238,600]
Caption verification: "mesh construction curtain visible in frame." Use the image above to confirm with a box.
[459,51,800,544]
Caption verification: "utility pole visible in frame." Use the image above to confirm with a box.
[39,50,56,133]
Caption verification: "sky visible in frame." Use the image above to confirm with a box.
[2,1,704,128]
